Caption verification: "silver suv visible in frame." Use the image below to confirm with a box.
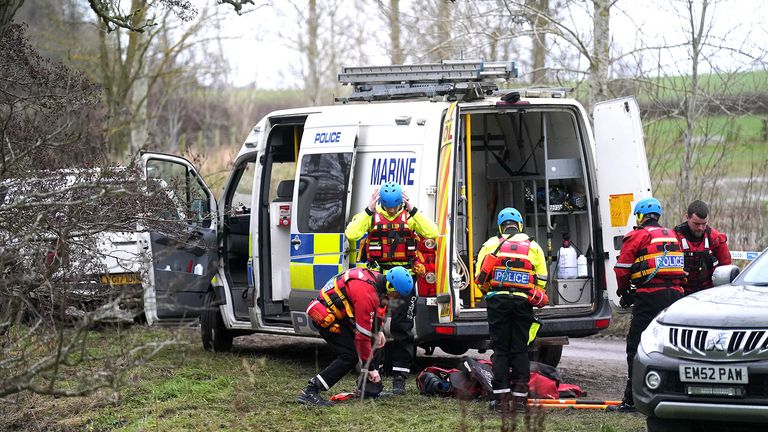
[633,249,768,431]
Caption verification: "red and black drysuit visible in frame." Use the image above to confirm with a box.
[613,219,686,405]
[673,223,731,295]
[305,268,386,393]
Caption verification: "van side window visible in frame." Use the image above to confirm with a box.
[146,159,212,228]
[229,162,256,214]
[296,152,352,233]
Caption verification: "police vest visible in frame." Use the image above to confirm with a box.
[488,237,537,291]
[306,268,379,332]
[629,227,687,287]
[676,227,717,290]
[366,210,417,266]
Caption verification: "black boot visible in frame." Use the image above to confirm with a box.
[297,378,333,407]
[392,374,406,396]
[511,395,528,414]
[488,393,510,413]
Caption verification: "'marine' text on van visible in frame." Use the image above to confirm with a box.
[370,157,416,186]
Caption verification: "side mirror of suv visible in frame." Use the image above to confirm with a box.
[712,264,740,286]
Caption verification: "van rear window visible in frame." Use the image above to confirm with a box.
[296,153,352,233]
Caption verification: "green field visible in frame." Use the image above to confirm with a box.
[2,327,646,432]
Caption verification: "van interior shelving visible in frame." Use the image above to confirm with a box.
[453,108,595,313]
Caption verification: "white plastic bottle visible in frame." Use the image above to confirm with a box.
[557,240,578,279]
[193,263,204,275]
[577,254,588,278]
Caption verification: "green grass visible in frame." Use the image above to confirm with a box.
[3,328,647,432]
[635,70,768,102]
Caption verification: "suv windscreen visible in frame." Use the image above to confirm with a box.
[736,250,768,285]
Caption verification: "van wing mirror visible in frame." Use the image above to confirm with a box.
[712,264,740,286]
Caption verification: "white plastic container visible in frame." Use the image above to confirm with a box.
[577,254,588,278]
[193,263,204,275]
[557,245,578,279]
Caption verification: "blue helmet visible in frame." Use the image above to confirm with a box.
[497,207,523,227]
[386,266,414,296]
[634,197,662,217]
[379,182,403,209]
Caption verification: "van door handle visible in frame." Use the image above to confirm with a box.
[291,236,301,247]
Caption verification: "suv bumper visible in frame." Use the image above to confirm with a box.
[633,345,768,423]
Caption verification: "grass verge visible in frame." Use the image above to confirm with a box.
[1,327,645,432]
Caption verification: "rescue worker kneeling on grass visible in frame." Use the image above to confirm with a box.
[474,207,548,413]
[610,197,685,413]
[345,181,438,396]
[297,266,414,406]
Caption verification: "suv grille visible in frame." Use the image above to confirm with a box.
[665,327,768,361]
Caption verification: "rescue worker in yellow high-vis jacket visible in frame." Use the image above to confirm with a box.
[345,181,438,396]
[475,207,548,414]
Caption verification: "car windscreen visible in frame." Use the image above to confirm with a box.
[736,249,768,285]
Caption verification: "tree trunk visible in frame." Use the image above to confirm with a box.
[306,0,320,105]
[435,1,452,60]
[389,0,404,64]
[527,0,548,84]
[0,0,24,35]
[587,0,610,115]
[680,0,709,208]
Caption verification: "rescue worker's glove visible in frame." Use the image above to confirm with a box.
[617,288,634,309]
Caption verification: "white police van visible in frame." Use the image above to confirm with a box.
[146,60,651,365]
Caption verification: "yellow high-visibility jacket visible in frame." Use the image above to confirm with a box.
[345,205,438,242]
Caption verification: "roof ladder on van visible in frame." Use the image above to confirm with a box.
[337,59,518,103]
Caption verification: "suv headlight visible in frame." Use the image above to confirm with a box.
[639,318,665,355]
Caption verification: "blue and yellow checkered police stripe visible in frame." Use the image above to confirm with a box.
[290,233,345,291]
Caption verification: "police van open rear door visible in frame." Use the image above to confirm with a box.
[436,102,460,323]
[141,153,219,325]
[288,115,359,316]
[593,97,652,310]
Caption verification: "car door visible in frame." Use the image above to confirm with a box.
[593,97,652,310]
[288,116,359,311]
[141,152,219,325]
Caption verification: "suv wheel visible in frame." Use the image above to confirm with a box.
[201,290,234,352]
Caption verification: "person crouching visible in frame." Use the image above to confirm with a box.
[297,266,414,406]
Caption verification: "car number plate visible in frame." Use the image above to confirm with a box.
[101,273,140,286]
[679,364,748,384]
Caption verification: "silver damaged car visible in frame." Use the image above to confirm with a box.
[633,249,768,432]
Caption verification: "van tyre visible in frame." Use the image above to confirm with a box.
[201,290,234,352]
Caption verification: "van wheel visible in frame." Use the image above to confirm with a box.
[201,291,233,352]
[530,345,563,367]
[438,342,470,356]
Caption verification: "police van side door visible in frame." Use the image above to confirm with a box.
[593,97,652,310]
[288,116,359,312]
[141,152,219,325]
